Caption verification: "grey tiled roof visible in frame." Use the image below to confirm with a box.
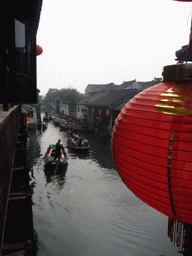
[114,80,136,90]
[76,91,108,105]
[85,83,117,94]
[79,79,162,110]
[113,80,162,111]
[88,89,139,108]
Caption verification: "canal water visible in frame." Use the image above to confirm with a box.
[28,121,181,256]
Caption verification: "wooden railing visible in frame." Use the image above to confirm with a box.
[0,105,21,248]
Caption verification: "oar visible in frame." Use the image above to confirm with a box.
[53,158,60,176]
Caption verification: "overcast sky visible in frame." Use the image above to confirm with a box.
[36,0,192,96]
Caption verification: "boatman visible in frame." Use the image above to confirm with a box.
[55,139,62,160]
[55,139,67,159]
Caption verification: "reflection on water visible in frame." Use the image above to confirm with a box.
[88,134,116,170]
[28,122,185,256]
[168,218,192,256]
[44,163,68,185]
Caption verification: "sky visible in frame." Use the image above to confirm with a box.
[36,0,192,96]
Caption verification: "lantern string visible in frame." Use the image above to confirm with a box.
[167,131,176,216]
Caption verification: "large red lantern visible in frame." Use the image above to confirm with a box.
[111,64,192,224]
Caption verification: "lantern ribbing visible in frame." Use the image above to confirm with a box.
[111,66,192,224]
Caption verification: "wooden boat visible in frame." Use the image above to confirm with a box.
[42,121,47,130]
[67,134,90,153]
[51,114,88,132]
[37,121,47,131]
[44,144,68,171]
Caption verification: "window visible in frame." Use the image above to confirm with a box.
[28,111,33,118]
[15,19,26,73]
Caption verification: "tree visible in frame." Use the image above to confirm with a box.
[42,88,84,114]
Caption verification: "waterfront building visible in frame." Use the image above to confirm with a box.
[0,0,43,254]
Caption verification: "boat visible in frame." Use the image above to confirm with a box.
[44,144,68,171]
[42,121,47,130]
[37,121,47,131]
[51,114,89,132]
[67,134,90,153]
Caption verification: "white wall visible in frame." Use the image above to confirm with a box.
[60,104,69,116]
[76,105,87,119]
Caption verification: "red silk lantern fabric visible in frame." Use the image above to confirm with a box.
[36,45,43,56]
[111,80,192,224]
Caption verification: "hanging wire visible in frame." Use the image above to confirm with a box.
[175,4,192,62]
[187,4,192,28]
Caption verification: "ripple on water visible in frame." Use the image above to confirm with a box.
[28,122,179,256]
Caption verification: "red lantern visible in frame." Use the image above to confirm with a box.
[36,45,43,56]
[106,109,110,116]
[111,64,192,224]
[92,107,94,114]
[25,117,29,126]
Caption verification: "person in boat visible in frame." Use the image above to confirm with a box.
[55,139,67,160]
[69,127,74,138]
[81,138,88,146]
[55,139,62,160]
[78,135,83,146]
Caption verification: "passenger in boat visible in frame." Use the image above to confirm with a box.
[69,127,74,138]
[78,135,83,146]
[82,138,88,146]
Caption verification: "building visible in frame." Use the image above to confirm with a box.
[85,82,116,96]
[78,79,162,135]
[60,102,70,116]
[76,104,87,120]
[22,104,38,130]
[0,0,43,254]
[87,89,139,135]
[0,0,42,111]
